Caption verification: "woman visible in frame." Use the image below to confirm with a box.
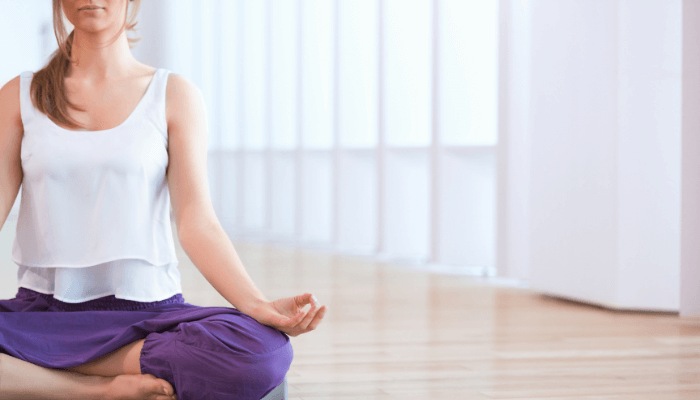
[0,0,326,399]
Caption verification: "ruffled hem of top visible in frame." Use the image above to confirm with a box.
[11,255,179,269]
[16,259,183,303]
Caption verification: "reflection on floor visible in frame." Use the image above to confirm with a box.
[180,242,700,400]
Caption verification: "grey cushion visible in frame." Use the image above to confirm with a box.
[260,379,287,400]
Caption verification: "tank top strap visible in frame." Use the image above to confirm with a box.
[18,71,38,125]
[140,68,171,138]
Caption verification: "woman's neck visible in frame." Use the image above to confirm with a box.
[68,31,138,79]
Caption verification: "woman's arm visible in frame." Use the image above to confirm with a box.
[0,77,24,232]
[165,74,325,336]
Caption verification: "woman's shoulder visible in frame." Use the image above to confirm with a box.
[0,75,21,98]
[0,75,22,111]
[165,73,203,100]
[165,73,205,124]
[5,72,36,89]
[0,75,23,131]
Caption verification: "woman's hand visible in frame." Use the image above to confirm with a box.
[250,293,327,337]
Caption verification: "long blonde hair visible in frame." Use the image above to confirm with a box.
[30,0,141,129]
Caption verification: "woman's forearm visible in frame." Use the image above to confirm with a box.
[177,216,268,314]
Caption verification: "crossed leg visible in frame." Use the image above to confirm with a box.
[0,340,175,400]
[69,339,146,377]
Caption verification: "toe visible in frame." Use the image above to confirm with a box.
[155,378,175,396]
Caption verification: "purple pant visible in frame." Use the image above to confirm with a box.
[0,288,293,400]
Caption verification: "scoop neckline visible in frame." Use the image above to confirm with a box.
[47,69,161,134]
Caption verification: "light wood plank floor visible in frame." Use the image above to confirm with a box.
[179,242,700,400]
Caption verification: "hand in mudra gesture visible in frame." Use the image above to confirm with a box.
[253,293,327,337]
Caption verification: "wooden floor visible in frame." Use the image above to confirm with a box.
[183,243,700,399]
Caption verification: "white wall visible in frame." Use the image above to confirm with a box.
[504,0,681,311]
[0,1,53,86]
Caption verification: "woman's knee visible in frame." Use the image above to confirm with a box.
[157,338,292,400]
[180,316,293,390]
[141,314,293,399]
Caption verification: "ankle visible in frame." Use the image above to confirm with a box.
[81,374,113,400]
[100,374,175,400]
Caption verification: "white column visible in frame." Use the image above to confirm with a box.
[681,0,700,317]
[503,0,533,282]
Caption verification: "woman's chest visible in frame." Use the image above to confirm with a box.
[19,122,168,182]
[62,76,153,131]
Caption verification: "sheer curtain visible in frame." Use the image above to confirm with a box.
[114,0,500,274]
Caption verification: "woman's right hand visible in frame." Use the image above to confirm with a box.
[251,293,327,337]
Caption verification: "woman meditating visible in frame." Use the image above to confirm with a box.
[0,1,326,399]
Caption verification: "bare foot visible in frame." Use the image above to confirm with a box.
[104,374,176,400]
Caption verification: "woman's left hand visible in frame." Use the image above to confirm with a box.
[250,293,327,337]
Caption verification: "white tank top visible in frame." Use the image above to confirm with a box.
[12,69,182,303]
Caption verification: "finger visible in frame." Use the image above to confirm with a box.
[289,305,327,336]
[294,293,317,309]
[306,305,327,332]
[295,302,319,331]
[278,306,308,329]
[310,294,320,306]
[300,305,326,333]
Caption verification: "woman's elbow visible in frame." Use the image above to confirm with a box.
[176,213,220,247]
